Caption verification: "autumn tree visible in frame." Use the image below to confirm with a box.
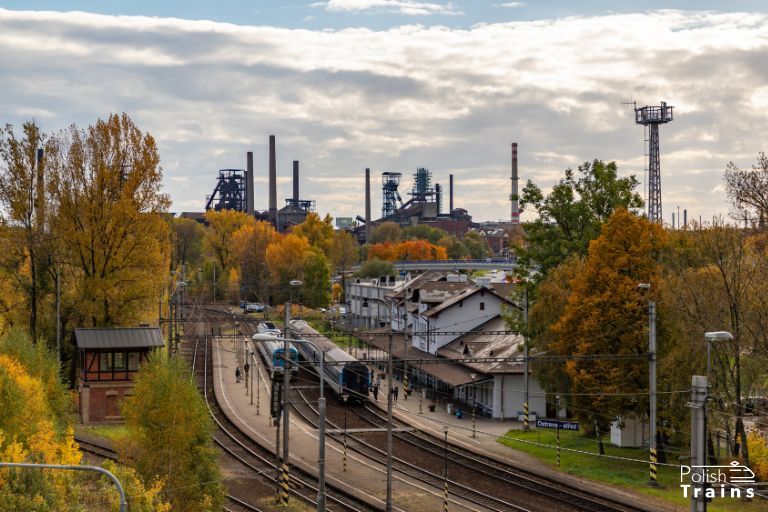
[0,121,58,342]
[438,234,469,259]
[51,114,170,327]
[171,217,205,271]
[204,209,254,271]
[660,223,768,463]
[329,229,360,273]
[233,220,278,302]
[0,330,81,510]
[518,159,643,281]
[266,233,311,305]
[292,212,334,257]
[725,152,768,223]
[550,209,665,453]
[121,352,223,512]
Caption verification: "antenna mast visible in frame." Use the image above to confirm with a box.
[633,101,674,223]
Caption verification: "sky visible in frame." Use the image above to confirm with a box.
[2,1,768,224]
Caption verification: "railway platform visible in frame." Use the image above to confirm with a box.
[212,335,490,512]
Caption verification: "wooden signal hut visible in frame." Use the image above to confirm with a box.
[75,327,164,424]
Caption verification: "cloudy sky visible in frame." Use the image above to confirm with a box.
[2,1,767,224]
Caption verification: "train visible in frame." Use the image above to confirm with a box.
[253,337,299,380]
[289,319,371,402]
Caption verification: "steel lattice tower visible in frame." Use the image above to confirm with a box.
[634,102,673,223]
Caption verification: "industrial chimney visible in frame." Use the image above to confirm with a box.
[293,160,299,207]
[246,151,254,215]
[365,168,371,243]
[449,174,454,213]
[511,142,519,225]
[269,135,277,226]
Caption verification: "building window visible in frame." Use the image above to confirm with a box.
[99,353,113,372]
[128,352,140,371]
[114,352,126,371]
[480,302,485,311]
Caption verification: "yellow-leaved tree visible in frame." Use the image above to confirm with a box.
[51,113,170,327]
[550,209,666,454]
[233,220,278,303]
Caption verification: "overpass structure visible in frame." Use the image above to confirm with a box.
[352,258,517,272]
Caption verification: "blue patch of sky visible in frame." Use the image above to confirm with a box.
[0,1,765,30]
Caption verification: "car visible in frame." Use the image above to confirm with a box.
[244,302,265,313]
[256,321,281,336]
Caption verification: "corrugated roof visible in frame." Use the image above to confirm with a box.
[75,327,165,350]
[437,316,525,374]
[366,329,480,387]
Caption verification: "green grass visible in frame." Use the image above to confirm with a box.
[79,424,128,444]
[497,429,764,511]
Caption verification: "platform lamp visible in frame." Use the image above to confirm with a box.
[470,373,476,438]
[705,331,733,470]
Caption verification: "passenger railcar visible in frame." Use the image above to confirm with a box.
[253,337,299,379]
[289,320,370,401]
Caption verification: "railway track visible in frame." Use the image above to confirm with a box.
[292,365,648,512]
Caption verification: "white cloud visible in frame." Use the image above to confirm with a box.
[1,8,766,223]
[495,2,525,7]
[314,0,462,16]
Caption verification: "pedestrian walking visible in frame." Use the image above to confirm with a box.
[373,384,379,401]
[393,385,399,402]
[244,362,250,376]
[235,366,242,383]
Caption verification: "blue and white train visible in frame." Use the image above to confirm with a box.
[289,320,370,402]
[253,337,299,380]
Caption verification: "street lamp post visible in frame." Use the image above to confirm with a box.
[252,333,327,512]
[363,297,394,512]
[342,393,349,472]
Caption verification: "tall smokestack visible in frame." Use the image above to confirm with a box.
[269,135,277,226]
[293,160,299,207]
[449,174,454,213]
[511,142,519,225]
[365,168,371,243]
[435,183,441,216]
[246,151,254,215]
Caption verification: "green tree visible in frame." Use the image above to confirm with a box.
[357,259,396,279]
[370,222,402,244]
[518,160,643,280]
[463,231,491,259]
[303,247,331,308]
[438,235,469,260]
[121,352,223,512]
[402,224,447,244]
[549,209,665,453]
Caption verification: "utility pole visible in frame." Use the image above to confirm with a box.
[281,300,291,505]
[649,297,658,486]
[523,287,529,430]
[689,375,708,512]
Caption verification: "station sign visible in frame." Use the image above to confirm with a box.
[536,419,579,431]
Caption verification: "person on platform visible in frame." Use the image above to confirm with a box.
[372,383,379,401]
[393,385,399,402]
[235,366,241,383]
